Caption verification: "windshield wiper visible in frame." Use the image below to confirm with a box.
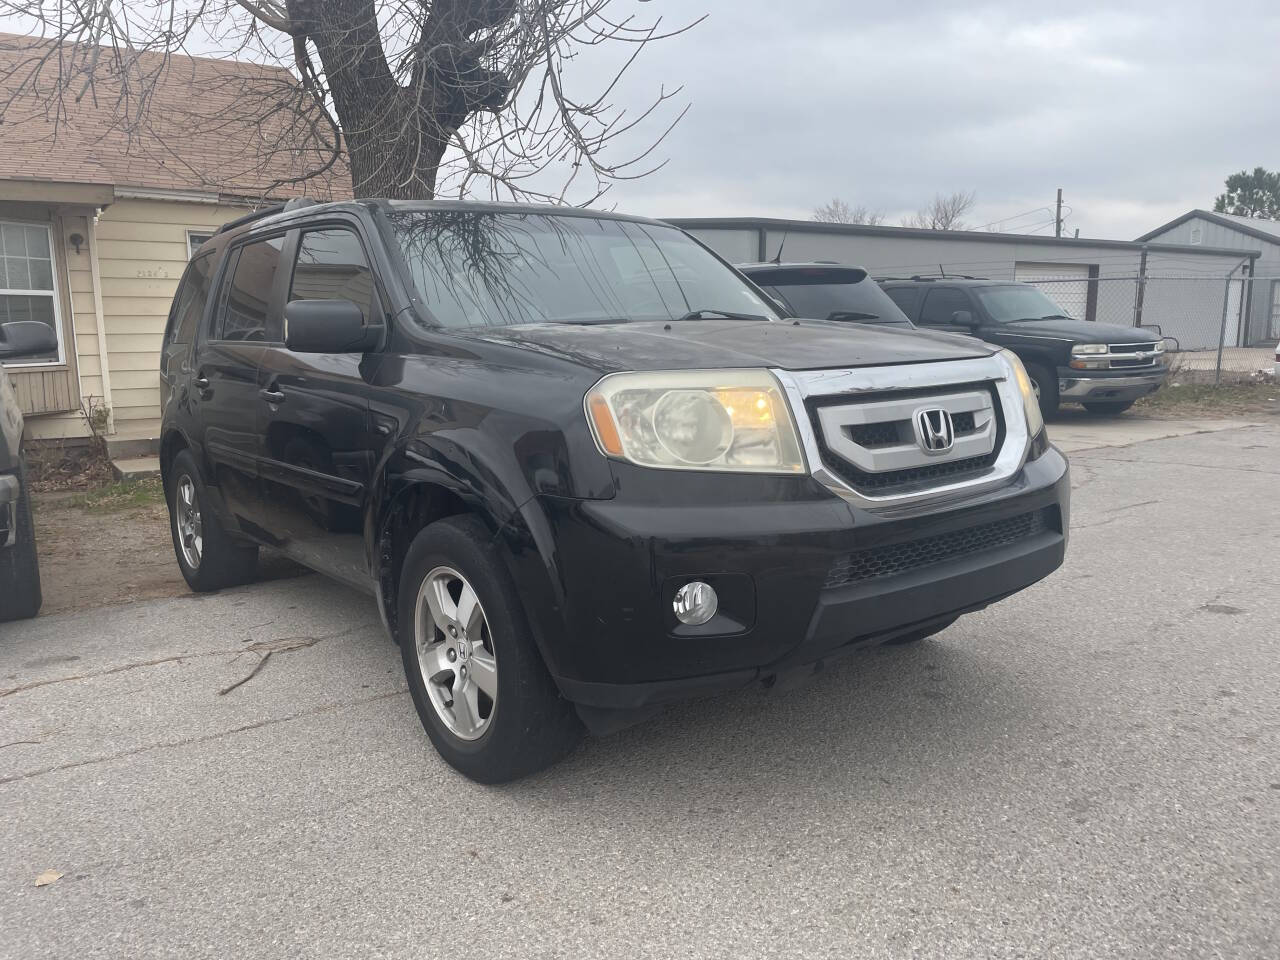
[673,309,770,322]
[826,310,880,322]
[1039,314,1072,320]
[556,317,631,325]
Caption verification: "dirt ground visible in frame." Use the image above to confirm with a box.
[30,483,304,617]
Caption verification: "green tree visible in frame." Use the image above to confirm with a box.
[1213,167,1280,219]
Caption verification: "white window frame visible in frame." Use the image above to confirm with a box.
[0,218,65,369]
[187,230,215,259]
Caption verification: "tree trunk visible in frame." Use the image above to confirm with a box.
[288,0,455,199]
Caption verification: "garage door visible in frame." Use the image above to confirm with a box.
[1013,262,1091,321]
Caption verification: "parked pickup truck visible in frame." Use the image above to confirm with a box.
[1,320,57,622]
[879,277,1169,416]
[159,199,1070,781]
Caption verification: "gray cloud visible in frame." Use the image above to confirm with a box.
[581,0,1280,240]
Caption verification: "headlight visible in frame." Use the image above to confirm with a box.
[999,350,1045,438]
[586,369,805,473]
[1153,340,1166,353]
[1070,343,1108,356]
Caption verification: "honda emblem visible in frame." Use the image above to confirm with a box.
[914,408,954,454]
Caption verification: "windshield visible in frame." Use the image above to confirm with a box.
[389,211,775,328]
[972,284,1073,322]
[760,274,912,326]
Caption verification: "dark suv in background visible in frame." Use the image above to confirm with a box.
[879,277,1169,416]
[159,199,1068,781]
[738,262,914,327]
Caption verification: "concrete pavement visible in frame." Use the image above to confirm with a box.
[2,423,1278,959]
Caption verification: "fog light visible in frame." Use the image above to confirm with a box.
[673,581,718,625]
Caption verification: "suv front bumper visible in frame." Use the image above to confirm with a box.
[535,446,1069,715]
[1058,367,1167,402]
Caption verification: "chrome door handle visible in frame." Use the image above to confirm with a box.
[259,388,286,404]
[194,377,210,392]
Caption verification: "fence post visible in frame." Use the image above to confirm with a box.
[1133,245,1148,329]
[1215,268,1236,386]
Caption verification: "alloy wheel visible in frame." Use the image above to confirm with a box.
[176,475,203,570]
[414,566,498,741]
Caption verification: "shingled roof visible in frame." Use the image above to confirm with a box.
[0,32,351,201]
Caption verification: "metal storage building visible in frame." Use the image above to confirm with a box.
[1137,210,1280,344]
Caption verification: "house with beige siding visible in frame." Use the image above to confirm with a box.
[0,33,349,453]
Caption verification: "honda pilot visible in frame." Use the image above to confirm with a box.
[160,200,1070,781]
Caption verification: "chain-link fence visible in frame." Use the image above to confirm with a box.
[1023,274,1277,384]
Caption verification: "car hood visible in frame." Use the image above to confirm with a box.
[1003,317,1162,344]
[458,318,996,374]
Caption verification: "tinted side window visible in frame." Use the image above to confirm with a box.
[216,236,286,342]
[884,286,921,318]
[290,228,376,322]
[166,252,214,345]
[919,288,972,325]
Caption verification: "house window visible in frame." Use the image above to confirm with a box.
[187,231,215,259]
[0,221,62,366]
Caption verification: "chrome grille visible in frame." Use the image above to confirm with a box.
[773,356,1033,509]
[810,387,1000,495]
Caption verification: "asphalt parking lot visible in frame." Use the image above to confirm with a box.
[2,421,1278,960]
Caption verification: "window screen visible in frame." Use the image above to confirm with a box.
[290,229,376,322]
[217,236,285,342]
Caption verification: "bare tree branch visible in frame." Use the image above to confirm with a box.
[812,198,884,226]
[902,190,977,231]
[0,1,702,203]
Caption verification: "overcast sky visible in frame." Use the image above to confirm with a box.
[4,1,1276,241]
[584,0,1280,240]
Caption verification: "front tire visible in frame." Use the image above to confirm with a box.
[398,515,581,783]
[166,449,258,591]
[0,460,42,623]
[1082,400,1135,415]
[1024,362,1059,419]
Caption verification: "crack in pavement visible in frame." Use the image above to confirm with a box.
[0,688,407,787]
[1068,454,1280,476]
[0,623,377,700]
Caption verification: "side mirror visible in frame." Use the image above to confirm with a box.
[0,321,59,361]
[950,310,977,328]
[284,299,380,353]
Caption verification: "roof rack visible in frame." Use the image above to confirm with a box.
[877,274,988,282]
[214,196,320,235]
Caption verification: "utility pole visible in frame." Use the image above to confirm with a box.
[1055,188,1064,238]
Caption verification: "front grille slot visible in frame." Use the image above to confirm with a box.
[824,509,1051,588]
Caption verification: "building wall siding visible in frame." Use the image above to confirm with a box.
[93,198,245,434]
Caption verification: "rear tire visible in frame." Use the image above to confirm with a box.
[1082,400,1135,415]
[0,460,42,623]
[398,514,581,783]
[166,449,258,592]
[1024,362,1058,419]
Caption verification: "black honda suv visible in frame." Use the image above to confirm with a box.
[160,199,1069,781]
[879,277,1169,416]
